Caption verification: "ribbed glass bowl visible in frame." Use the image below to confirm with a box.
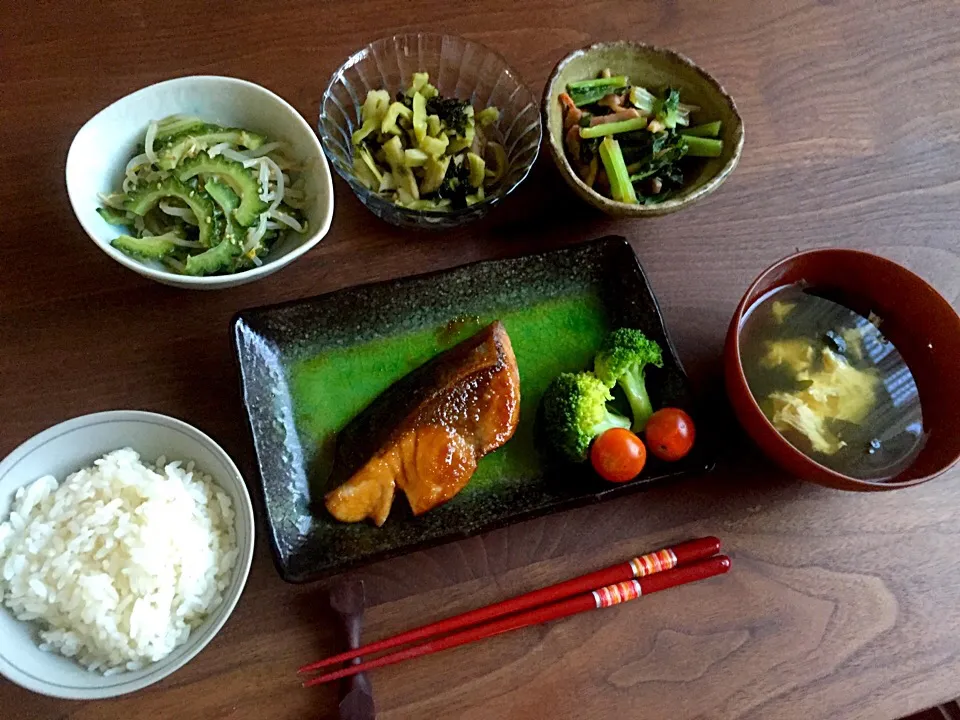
[318,33,542,229]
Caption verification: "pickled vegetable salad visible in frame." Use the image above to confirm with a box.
[351,72,507,212]
[97,115,308,276]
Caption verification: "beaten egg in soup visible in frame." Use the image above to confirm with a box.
[740,285,925,481]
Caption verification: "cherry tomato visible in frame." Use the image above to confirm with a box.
[591,428,647,483]
[644,408,696,461]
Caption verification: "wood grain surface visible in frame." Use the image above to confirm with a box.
[2,0,960,718]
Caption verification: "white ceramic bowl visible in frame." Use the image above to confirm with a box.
[0,411,255,699]
[65,76,334,289]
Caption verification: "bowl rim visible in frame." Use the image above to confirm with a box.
[64,74,335,288]
[317,32,542,223]
[541,40,745,215]
[727,247,960,490]
[0,410,256,699]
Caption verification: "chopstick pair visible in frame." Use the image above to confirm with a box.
[299,536,727,687]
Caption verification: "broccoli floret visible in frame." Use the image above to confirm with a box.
[541,372,631,463]
[594,328,664,432]
[426,96,472,135]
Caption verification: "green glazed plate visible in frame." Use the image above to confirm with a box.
[232,237,713,582]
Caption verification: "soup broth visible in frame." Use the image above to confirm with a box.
[740,284,925,480]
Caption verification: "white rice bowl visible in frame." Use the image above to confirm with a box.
[0,448,239,674]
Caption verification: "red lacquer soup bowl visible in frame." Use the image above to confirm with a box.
[725,248,960,491]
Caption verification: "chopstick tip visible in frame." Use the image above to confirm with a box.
[297,658,332,674]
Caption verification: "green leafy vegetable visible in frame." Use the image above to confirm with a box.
[628,86,657,114]
[579,117,648,139]
[558,71,724,204]
[654,88,684,129]
[567,76,630,90]
[628,143,688,182]
[680,135,724,157]
[599,137,637,204]
[567,76,629,107]
[683,121,722,138]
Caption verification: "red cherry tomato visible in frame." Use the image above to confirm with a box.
[645,408,696,461]
[591,428,647,483]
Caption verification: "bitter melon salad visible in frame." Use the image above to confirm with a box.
[97,115,309,276]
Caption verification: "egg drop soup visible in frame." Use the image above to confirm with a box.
[740,284,925,481]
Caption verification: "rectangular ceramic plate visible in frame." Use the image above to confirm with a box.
[233,237,713,582]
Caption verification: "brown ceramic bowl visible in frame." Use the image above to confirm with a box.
[725,249,960,491]
[542,41,744,217]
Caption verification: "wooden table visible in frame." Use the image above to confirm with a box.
[3,0,959,718]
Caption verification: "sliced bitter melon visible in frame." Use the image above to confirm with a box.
[184,237,242,276]
[123,177,218,247]
[111,232,180,260]
[155,125,266,170]
[184,179,244,276]
[177,153,266,227]
[96,206,132,227]
[204,178,243,241]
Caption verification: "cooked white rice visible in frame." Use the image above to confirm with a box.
[0,448,239,674]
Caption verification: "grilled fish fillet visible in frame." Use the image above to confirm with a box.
[325,321,520,525]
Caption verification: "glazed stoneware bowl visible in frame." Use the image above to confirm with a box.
[66,76,335,290]
[319,33,542,230]
[543,41,744,217]
[725,249,960,491]
[0,411,255,698]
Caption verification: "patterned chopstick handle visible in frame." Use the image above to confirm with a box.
[629,548,678,577]
[593,580,642,608]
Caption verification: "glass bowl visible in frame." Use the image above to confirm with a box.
[318,33,542,230]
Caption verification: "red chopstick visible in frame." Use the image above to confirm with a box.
[303,555,730,687]
[299,536,719,675]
